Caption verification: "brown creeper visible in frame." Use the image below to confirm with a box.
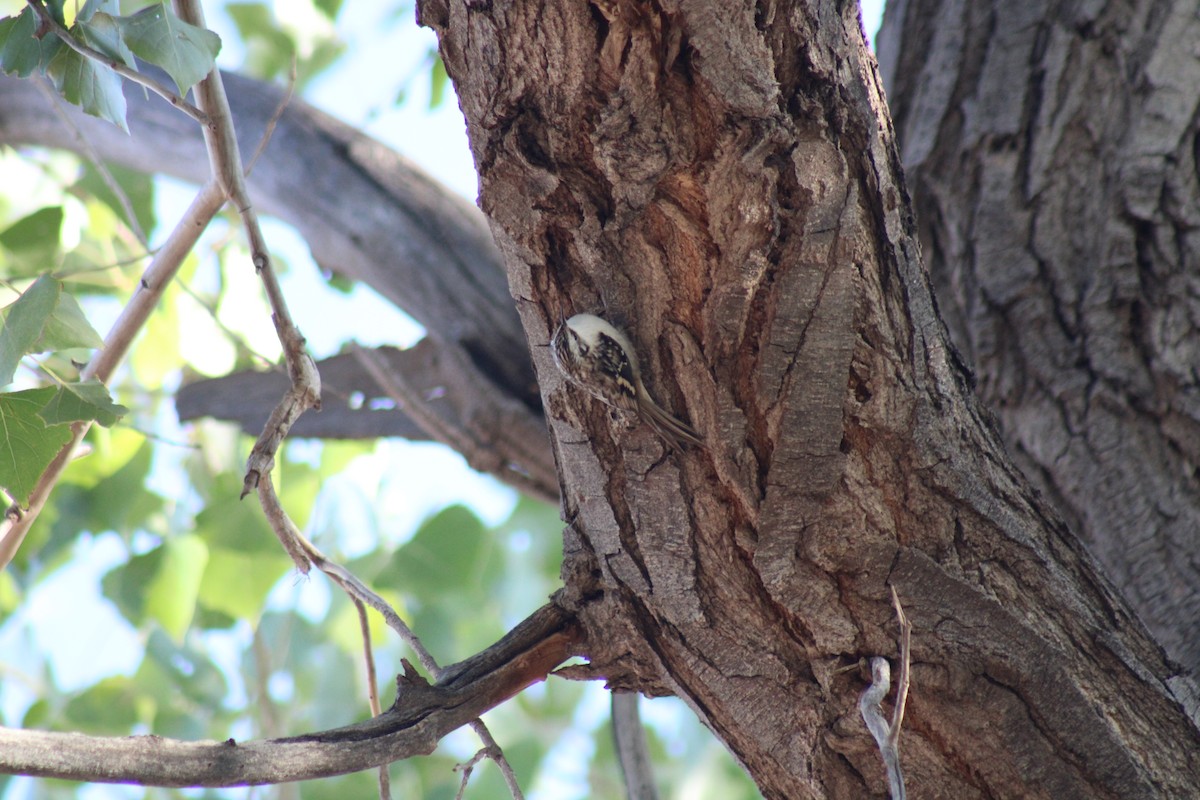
[551,313,701,449]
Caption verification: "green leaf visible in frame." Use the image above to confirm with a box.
[0,275,60,387]
[143,629,227,707]
[74,161,157,237]
[101,535,207,639]
[56,437,163,536]
[38,289,105,351]
[225,3,294,82]
[0,568,20,613]
[0,7,64,78]
[198,547,290,621]
[101,543,162,624]
[62,676,140,734]
[312,0,345,22]
[45,40,128,132]
[144,534,208,640]
[193,472,278,553]
[78,0,121,22]
[38,380,127,427]
[78,12,135,70]
[377,505,487,596]
[0,387,72,505]
[42,0,66,26]
[118,3,220,94]
[429,52,448,109]
[0,205,64,259]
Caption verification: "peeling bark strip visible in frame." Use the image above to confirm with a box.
[420,0,1200,797]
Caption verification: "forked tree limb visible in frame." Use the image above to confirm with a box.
[0,603,580,787]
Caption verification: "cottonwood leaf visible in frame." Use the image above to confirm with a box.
[0,275,60,387]
[78,12,136,70]
[0,8,64,78]
[39,380,127,427]
[38,290,105,352]
[144,535,208,641]
[0,388,72,506]
[119,3,219,94]
[45,41,128,132]
[0,206,64,272]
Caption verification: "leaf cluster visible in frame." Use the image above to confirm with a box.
[0,0,221,130]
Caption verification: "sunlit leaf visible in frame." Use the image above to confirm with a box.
[0,568,20,613]
[45,40,128,131]
[198,547,290,621]
[0,388,71,505]
[312,0,345,22]
[144,534,208,640]
[429,51,448,109]
[118,3,220,94]
[225,2,295,82]
[74,161,157,237]
[60,425,142,487]
[56,437,162,537]
[39,288,105,351]
[0,274,59,386]
[38,379,127,427]
[0,205,63,260]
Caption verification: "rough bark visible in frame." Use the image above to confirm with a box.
[418,0,1200,797]
[878,0,1200,675]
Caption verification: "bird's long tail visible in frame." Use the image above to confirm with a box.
[637,394,702,450]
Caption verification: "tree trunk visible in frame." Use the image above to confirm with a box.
[878,0,1200,675]
[418,0,1200,797]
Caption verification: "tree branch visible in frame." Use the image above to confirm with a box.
[0,604,580,787]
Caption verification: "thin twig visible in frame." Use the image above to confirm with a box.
[469,722,525,800]
[244,58,295,176]
[0,180,225,569]
[612,692,659,800]
[25,0,208,125]
[171,0,319,503]
[453,746,495,800]
[355,599,391,800]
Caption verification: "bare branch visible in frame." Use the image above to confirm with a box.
[0,604,580,787]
